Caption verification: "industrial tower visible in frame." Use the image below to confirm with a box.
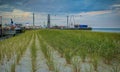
[47,14,50,28]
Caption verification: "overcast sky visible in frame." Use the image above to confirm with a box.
[0,0,120,28]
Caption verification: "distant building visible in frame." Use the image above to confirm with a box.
[74,24,88,28]
[74,24,92,30]
[51,25,66,29]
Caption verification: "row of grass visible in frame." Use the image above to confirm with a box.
[38,29,120,71]
[31,33,37,72]
[37,33,55,71]
[0,31,33,72]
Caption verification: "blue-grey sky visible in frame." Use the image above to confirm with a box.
[0,0,120,28]
[0,0,120,13]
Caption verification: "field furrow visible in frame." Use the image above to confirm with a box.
[39,35,73,72]
[0,53,16,72]
[0,31,33,72]
[15,36,33,72]
[39,30,120,72]
[35,34,49,72]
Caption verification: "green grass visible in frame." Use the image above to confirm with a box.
[38,29,120,65]
[0,31,32,62]
[31,34,37,72]
[0,29,120,72]
[0,31,33,72]
[38,34,55,71]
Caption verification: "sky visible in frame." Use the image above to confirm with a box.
[0,0,120,28]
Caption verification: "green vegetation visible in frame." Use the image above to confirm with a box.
[38,30,120,66]
[0,29,120,72]
[0,31,32,63]
[0,31,33,72]
[38,34,55,71]
[31,34,37,72]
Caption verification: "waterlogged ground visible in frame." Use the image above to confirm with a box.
[0,30,120,72]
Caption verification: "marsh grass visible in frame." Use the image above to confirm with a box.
[11,62,16,72]
[90,53,100,71]
[31,34,37,72]
[38,35,55,71]
[72,56,81,72]
[1,30,119,72]
[39,29,120,72]
[0,31,33,72]
[111,64,120,72]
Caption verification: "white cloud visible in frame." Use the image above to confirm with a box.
[0,4,14,9]
[111,4,120,11]
[110,4,120,16]
[76,10,112,16]
[112,4,120,7]
[0,9,32,17]
[0,9,34,24]
[0,9,120,28]
[12,9,32,17]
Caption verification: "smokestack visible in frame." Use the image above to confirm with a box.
[33,13,35,27]
[67,16,69,28]
[47,14,50,28]
[0,16,2,37]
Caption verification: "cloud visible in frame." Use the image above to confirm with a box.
[0,9,33,24]
[0,4,14,12]
[0,9,120,28]
[74,10,112,16]
[0,0,30,5]
[1,0,120,13]
[0,0,31,12]
[0,0,120,28]
[111,4,120,10]
[112,4,120,7]
[110,4,120,15]
[0,9,32,18]
[0,4,10,8]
